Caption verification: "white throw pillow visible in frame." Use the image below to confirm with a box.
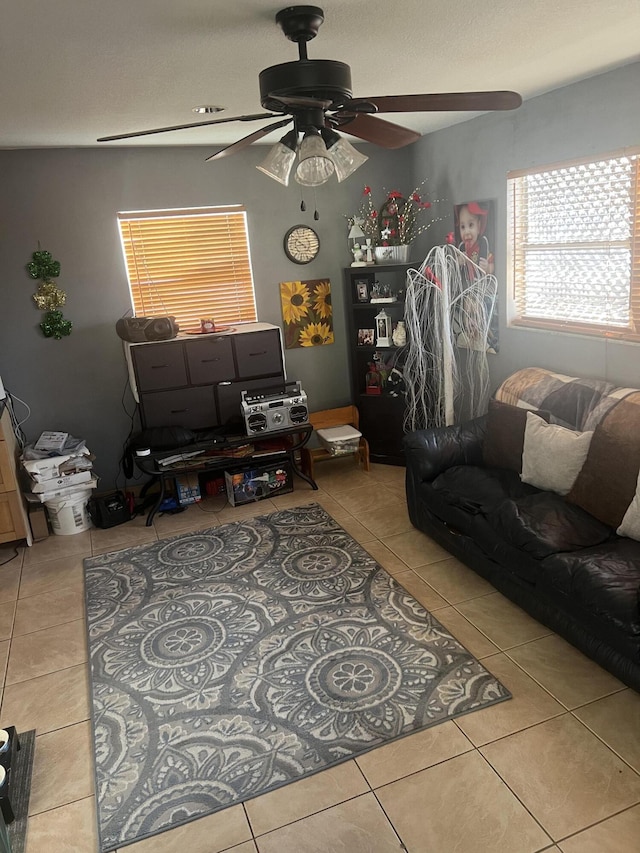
[521,412,593,496]
[617,470,640,541]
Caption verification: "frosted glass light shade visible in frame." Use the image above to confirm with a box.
[328,137,368,182]
[295,134,335,186]
[256,142,297,186]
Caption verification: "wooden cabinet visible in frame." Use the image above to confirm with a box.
[126,323,286,433]
[343,265,411,465]
[0,405,30,544]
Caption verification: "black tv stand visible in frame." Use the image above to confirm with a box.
[133,424,316,526]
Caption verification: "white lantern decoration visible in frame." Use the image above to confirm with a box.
[374,308,392,347]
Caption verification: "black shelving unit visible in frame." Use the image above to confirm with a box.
[343,264,412,465]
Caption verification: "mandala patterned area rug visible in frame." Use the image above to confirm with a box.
[84,503,510,851]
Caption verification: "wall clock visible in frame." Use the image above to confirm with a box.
[283,225,320,264]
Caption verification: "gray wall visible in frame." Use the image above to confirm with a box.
[413,61,640,392]
[0,143,412,487]
[2,61,638,487]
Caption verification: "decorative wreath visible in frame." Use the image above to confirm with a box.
[26,248,72,339]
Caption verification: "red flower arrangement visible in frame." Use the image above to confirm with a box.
[354,181,439,246]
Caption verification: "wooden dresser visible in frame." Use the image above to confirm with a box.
[0,405,31,545]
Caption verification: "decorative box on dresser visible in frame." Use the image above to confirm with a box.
[343,264,411,465]
[124,323,286,431]
[0,404,31,544]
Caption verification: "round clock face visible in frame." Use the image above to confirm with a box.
[284,225,320,264]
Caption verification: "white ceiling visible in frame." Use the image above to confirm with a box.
[2,0,639,153]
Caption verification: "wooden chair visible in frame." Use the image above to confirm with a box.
[300,405,370,481]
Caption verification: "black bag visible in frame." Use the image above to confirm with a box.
[88,491,132,529]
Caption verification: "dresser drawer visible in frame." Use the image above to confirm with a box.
[217,377,286,430]
[133,342,187,392]
[185,337,235,385]
[140,387,218,430]
[233,330,283,379]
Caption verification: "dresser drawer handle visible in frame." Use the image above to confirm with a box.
[218,381,232,386]
[202,357,220,363]
[170,408,188,414]
[151,364,168,369]
[249,350,267,357]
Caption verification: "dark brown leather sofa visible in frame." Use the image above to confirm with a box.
[404,368,640,692]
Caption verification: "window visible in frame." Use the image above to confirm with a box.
[118,205,257,330]
[508,147,640,340]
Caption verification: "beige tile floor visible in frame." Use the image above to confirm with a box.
[1,459,639,853]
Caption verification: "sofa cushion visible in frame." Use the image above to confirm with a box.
[539,540,640,639]
[494,367,616,430]
[482,400,550,474]
[521,413,593,496]
[618,470,640,542]
[417,479,543,584]
[489,492,612,560]
[567,391,640,528]
[431,465,539,515]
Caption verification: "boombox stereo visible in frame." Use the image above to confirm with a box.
[242,381,309,435]
[116,316,179,343]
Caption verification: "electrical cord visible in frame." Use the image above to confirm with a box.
[4,390,30,449]
[116,378,142,491]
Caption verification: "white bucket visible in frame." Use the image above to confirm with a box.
[45,489,92,535]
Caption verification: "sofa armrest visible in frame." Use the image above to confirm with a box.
[403,415,487,482]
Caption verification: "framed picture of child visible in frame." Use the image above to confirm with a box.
[453,199,499,353]
[454,200,495,277]
[357,328,374,346]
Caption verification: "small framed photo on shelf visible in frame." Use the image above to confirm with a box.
[355,279,370,302]
[357,328,374,346]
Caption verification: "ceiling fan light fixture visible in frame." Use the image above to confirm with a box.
[321,128,368,182]
[256,129,299,185]
[295,129,335,186]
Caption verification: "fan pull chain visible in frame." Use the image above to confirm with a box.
[313,188,319,220]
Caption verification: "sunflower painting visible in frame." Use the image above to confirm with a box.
[280,279,334,349]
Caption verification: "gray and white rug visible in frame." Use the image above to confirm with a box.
[84,503,510,851]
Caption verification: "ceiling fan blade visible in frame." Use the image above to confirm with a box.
[205,118,293,162]
[334,113,420,149]
[352,91,522,113]
[97,113,277,142]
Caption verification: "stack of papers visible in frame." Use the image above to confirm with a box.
[34,431,69,453]
[22,436,97,502]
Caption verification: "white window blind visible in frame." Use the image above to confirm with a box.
[118,206,257,330]
[508,148,640,340]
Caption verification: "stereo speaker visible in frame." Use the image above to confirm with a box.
[116,316,179,343]
[241,382,309,436]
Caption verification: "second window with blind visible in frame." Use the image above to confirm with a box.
[507,147,640,341]
[117,205,257,331]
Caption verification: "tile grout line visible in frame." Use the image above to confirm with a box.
[552,800,640,845]
[26,792,96,821]
[0,555,22,704]
[369,787,410,851]
[248,791,398,843]
[473,748,556,847]
[568,708,640,778]
[501,647,627,712]
[477,726,640,846]
[450,705,568,751]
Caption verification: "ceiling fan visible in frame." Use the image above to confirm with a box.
[98,5,521,183]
